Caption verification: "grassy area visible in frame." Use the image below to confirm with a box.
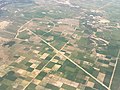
[77,37,94,51]
[25,83,36,90]
[33,30,47,36]
[17,31,30,39]
[111,56,120,90]
[35,71,47,80]
[45,83,59,90]
[104,2,120,22]
[46,62,55,68]
[62,84,76,90]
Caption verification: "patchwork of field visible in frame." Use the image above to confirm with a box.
[0,0,120,90]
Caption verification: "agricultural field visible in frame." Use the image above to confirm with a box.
[0,0,120,90]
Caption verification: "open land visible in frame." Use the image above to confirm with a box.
[0,0,120,90]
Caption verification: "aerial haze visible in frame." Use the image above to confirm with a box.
[0,0,120,90]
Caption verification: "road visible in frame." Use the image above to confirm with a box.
[30,30,110,90]
[14,19,33,39]
[15,18,110,90]
[109,49,120,89]
[97,1,113,10]
[23,53,58,90]
[14,18,75,90]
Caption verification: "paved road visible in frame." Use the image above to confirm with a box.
[34,33,110,90]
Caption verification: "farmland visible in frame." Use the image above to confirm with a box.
[0,0,120,90]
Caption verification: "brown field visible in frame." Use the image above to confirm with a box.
[0,46,10,66]
[0,37,9,44]
[58,18,79,26]
[53,24,75,34]
[0,21,10,30]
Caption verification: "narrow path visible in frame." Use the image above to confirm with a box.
[23,53,58,90]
